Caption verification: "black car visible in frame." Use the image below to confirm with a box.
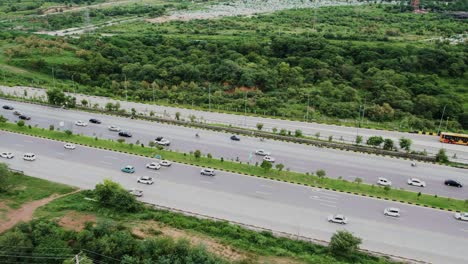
[230,135,240,141]
[444,179,463,188]
[2,105,14,110]
[18,115,31,120]
[89,118,101,124]
[118,131,132,137]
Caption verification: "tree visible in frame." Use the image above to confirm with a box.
[256,123,264,131]
[435,149,449,163]
[0,115,6,123]
[47,88,66,106]
[194,149,201,159]
[294,129,303,137]
[94,179,141,212]
[329,230,362,258]
[17,120,25,127]
[383,138,394,150]
[81,99,88,107]
[64,130,72,136]
[105,102,113,111]
[0,163,12,192]
[366,136,384,147]
[355,135,363,145]
[260,160,272,172]
[175,112,181,120]
[328,135,333,142]
[275,163,285,172]
[316,169,326,178]
[354,177,363,184]
[399,137,412,152]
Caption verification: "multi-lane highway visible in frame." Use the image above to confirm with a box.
[1,86,467,162]
[1,132,467,264]
[1,98,467,200]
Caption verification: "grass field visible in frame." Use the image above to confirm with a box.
[1,121,467,212]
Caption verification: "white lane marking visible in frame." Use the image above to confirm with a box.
[255,191,271,195]
[24,140,34,143]
[99,161,112,165]
[104,156,119,160]
[320,203,337,208]
[14,144,24,147]
[309,196,337,204]
[200,180,213,184]
[56,152,65,155]
[260,184,274,189]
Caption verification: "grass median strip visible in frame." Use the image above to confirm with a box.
[1,122,467,212]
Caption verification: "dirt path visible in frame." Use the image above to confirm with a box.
[0,191,79,234]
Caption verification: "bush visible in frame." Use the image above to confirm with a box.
[94,179,142,212]
[435,149,449,163]
[117,138,125,144]
[316,169,326,178]
[329,230,362,258]
[294,129,303,137]
[355,135,363,145]
[64,130,72,136]
[17,120,25,127]
[49,124,54,131]
[260,160,272,172]
[383,138,394,150]
[256,123,264,131]
[0,115,6,123]
[194,150,201,159]
[399,137,412,152]
[366,136,384,147]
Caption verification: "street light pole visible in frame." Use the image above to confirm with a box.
[437,104,447,134]
[445,116,449,131]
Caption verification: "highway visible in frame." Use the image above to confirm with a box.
[1,132,467,264]
[1,85,467,163]
[1,98,467,200]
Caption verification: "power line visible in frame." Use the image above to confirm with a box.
[82,249,120,262]
[0,254,73,259]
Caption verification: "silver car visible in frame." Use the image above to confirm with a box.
[384,207,400,217]
[328,214,348,224]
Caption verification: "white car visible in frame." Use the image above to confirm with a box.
[384,207,400,217]
[137,176,154,185]
[377,177,392,186]
[64,143,76,150]
[128,189,143,197]
[407,178,426,187]
[263,156,275,163]
[328,214,348,224]
[74,120,88,127]
[454,212,468,222]
[23,153,36,161]
[108,125,121,132]
[155,137,171,146]
[255,149,271,156]
[159,160,172,167]
[146,162,161,170]
[201,168,216,176]
[0,152,14,159]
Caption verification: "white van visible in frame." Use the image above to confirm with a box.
[23,153,36,161]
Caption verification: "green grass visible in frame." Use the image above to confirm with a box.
[1,121,467,212]
[35,190,393,264]
[0,170,76,209]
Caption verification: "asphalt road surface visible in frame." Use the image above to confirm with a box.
[1,132,467,264]
[1,98,467,200]
[1,86,466,163]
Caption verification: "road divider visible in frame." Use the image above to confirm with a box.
[1,122,467,213]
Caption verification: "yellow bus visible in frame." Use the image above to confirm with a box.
[439,132,468,146]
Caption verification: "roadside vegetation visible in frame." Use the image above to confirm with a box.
[1,120,467,212]
[0,3,467,132]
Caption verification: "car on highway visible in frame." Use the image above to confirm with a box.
[146,162,161,170]
[108,125,121,132]
[118,131,132,137]
[18,115,30,120]
[0,152,14,159]
[13,110,21,115]
[377,177,392,186]
[128,188,143,197]
[2,105,14,110]
[444,179,463,188]
[121,165,135,173]
[263,156,275,163]
[407,178,426,187]
[328,214,347,224]
[64,143,76,150]
[23,153,36,161]
[155,137,171,146]
[89,118,101,124]
[230,135,240,141]
[159,160,172,167]
[454,212,468,222]
[255,149,270,156]
[201,168,216,176]
[137,176,154,185]
[74,120,88,127]
[384,207,400,217]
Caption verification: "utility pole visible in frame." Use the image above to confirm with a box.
[437,104,447,134]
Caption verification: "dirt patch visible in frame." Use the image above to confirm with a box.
[58,211,96,232]
[0,191,79,234]
[258,256,305,264]
[132,221,247,262]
